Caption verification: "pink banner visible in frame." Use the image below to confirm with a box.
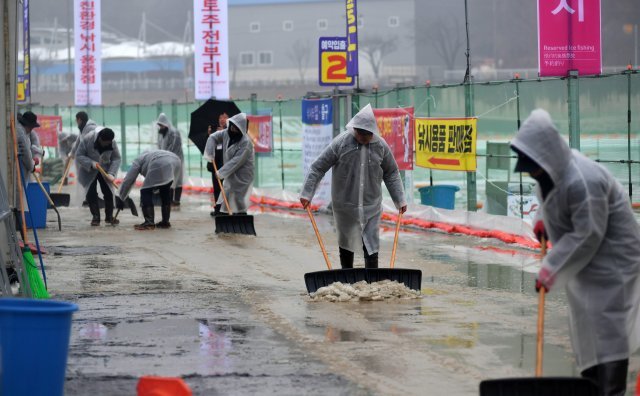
[373,107,414,171]
[538,0,601,76]
[247,115,272,153]
[34,115,62,147]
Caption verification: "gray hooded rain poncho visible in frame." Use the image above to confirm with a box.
[300,104,406,254]
[75,128,122,196]
[204,113,255,213]
[15,122,34,175]
[511,109,640,371]
[70,119,98,157]
[156,113,184,187]
[118,150,181,201]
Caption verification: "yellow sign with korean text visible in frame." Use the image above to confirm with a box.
[415,117,477,171]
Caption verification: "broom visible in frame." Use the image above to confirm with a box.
[11,115,49,299]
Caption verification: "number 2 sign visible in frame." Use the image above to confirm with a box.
[318,37,354,86]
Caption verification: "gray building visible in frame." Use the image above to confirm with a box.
[228,0,417,87]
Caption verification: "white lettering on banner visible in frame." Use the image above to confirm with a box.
[552,0,584,22]
[194,0,229,99]
[302,124,333,207]
[74,0,101,105]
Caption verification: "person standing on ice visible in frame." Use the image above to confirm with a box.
[116,149,181,230]
[299,104,407,269]
[511,109,640,396]
[156,113,184,207]
[203,113,254,215]
[75,127,121,226]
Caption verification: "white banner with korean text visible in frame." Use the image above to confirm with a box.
[74,0,101,106]
[194,0,230,100]
[302,98,333,208]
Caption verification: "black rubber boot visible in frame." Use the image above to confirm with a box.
[172,187,182,207]
[210,204,222,217]
[365,253,379,269]
[581,359,628,396]
[156,205,171,229]
[89,202,100,226]
[104,199,119,225]
[339,248,354,269]
[134,206,155,230]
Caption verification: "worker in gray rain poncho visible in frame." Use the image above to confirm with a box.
[511,109,640,395]
[18,112,45,167]
[203,113,254,214]
[75,127,121,226]
[299,104,407,269]
[69,111,98,158]
[17,112,44,171]
[15,113,35,176]
[156,113,184,206]
[117,149,181,230]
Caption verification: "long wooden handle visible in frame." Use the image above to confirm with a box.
[33,173,56,208]
[95,163,119,190]
[211,160,232,215]
[390,211,403,269]
[57,157,73,193]
[535,236,547,377]
[306,205,332,270]
[10,116,28,244]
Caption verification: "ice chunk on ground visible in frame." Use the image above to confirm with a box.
[309,280,422,302]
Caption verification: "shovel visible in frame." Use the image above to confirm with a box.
[33,172,62,231]
[95,164,138,217]
[49,157,72,207]
[211,160,256,236]
[304,208,422,294]
[479,238,598,396]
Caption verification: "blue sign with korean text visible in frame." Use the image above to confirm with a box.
[302,98,333,125]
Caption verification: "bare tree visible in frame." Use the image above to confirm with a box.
[287,39,312,84]
[429,17,464,70]
[360,35,398,83]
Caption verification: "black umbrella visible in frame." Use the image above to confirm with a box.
[189,99,241,154]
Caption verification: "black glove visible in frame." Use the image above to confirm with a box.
[206,162,214,173]
[115,196,125,210]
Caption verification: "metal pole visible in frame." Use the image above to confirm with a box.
[250,93,259,187]
[120,102,126,170]
[516,78,524,219]
[628,71,632,200]
[278,99,285,190]
[567,70,580,150]
[635,24,638,69]
[136,104,141,156]
[463,0,471,84]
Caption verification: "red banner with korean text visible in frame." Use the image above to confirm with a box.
[373,107,414,170]
[34,115,62,147]
[246,115,273,153]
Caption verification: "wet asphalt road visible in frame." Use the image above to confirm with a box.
[37,199,639,395]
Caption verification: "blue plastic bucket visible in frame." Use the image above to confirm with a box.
[418,185,460,210]
[25,182,49,229]
[0,298,78,396]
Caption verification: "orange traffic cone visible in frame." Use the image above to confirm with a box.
[636,372,640,396]
[137,376,192,396]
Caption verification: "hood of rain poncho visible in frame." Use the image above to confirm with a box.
[510,109,571,186]
[346,104,379,135]
[156,113,172,129]
[228,113,248,135]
